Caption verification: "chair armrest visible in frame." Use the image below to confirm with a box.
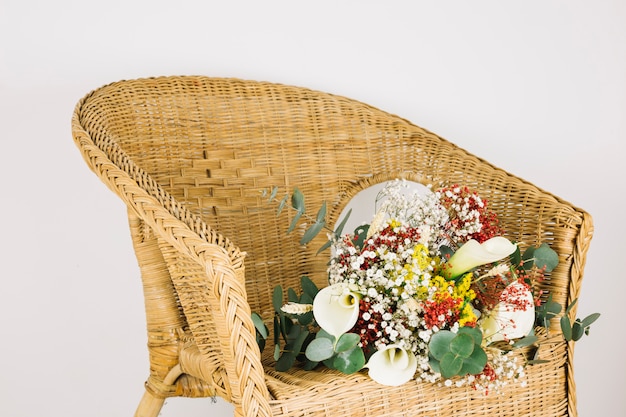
[72,110,272,417]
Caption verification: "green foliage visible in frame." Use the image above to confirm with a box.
[253,276,322,372]
[252,274,366,375]
[428,327,487,379]
[262,186,352,253]
[521,243,559,272]
[304,331,365,374]
[559,299,601,342]
[535,295,562,329]
[521,243,599,342]
[251,312,269,353]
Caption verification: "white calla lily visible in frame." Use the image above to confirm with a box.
[444,237,517,278]
[366,344,418,386]
[313,283,361,339]
[481,281,535,344]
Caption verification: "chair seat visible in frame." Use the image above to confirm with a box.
[176,331,568,417]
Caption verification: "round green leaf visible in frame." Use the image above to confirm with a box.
[534,243,559,272]
[315,329,335,341]
[335,333,360,353]
[440,352,463,379]
[305,337,335,362]
[457,326,483,347]
[571,321,584,341]
[449,333,475,358]
[429,330,456,360]
[333,347,366,374]
[460,346,488,375]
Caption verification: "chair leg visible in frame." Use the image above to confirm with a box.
[134,365,183,417]
[134,390,166,417]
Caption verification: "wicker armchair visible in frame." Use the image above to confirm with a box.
[72,76,593,417]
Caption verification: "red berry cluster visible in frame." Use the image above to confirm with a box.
[350,299,386,349]
[364,224,421,254]
[437,185,503,243]
[423,295,461,329]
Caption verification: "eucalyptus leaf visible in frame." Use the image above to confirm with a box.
[512,335,538,349]
[315,329,335,341]
[564,299,578,315]
[316,201,327,223]
[301,221,326,245]
[303,359,319,371]
[277,194,289,216]
[429,353,441,374]
[440,352,463,379]
[316,239,333,255]
[272,286,284,313]
[460,346,488,375]
[301,276,319,299]
[449,333,475,358]
[334,208,352,237]
[297,311,314,326]
[287,211,303,234]
[352,224,370,250]
[457,326,483,347]
[299,293,313,305]
[281,313,293,341]
[287,287,299,303]
[571,321,584,341]
[305,337,335,362]
[560,315,573,341]
[522,246,536,271]
[429,330,456,361]
[510,244,521,270]
[332,346,365,374]
[256,336,266,353]
[269,186,278,201]
[581,312,601,328]
[291,187,305,212]
[276,351,296,372]
[291,328,311,356]
[251,312,268,339]
[335,333,361,353]
[533,243,559,272]
[273,316,280,345]
[274,344,281,361]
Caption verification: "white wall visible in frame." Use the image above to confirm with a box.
[1,1,624,416]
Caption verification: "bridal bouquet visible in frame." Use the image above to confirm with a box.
[253,180,598,394]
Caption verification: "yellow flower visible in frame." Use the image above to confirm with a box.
[458,302,478,327]
[412,243,431,271]
[453,273,476,301]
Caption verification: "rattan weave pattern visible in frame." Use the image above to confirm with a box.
[72,76,593,417]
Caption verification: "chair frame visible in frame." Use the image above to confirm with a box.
[72,76,593,417]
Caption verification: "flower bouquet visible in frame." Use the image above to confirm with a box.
[253,180,598,394]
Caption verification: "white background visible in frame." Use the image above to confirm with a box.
[1,1,624,416]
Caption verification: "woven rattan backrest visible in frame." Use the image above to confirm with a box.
[77,76,590,320]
